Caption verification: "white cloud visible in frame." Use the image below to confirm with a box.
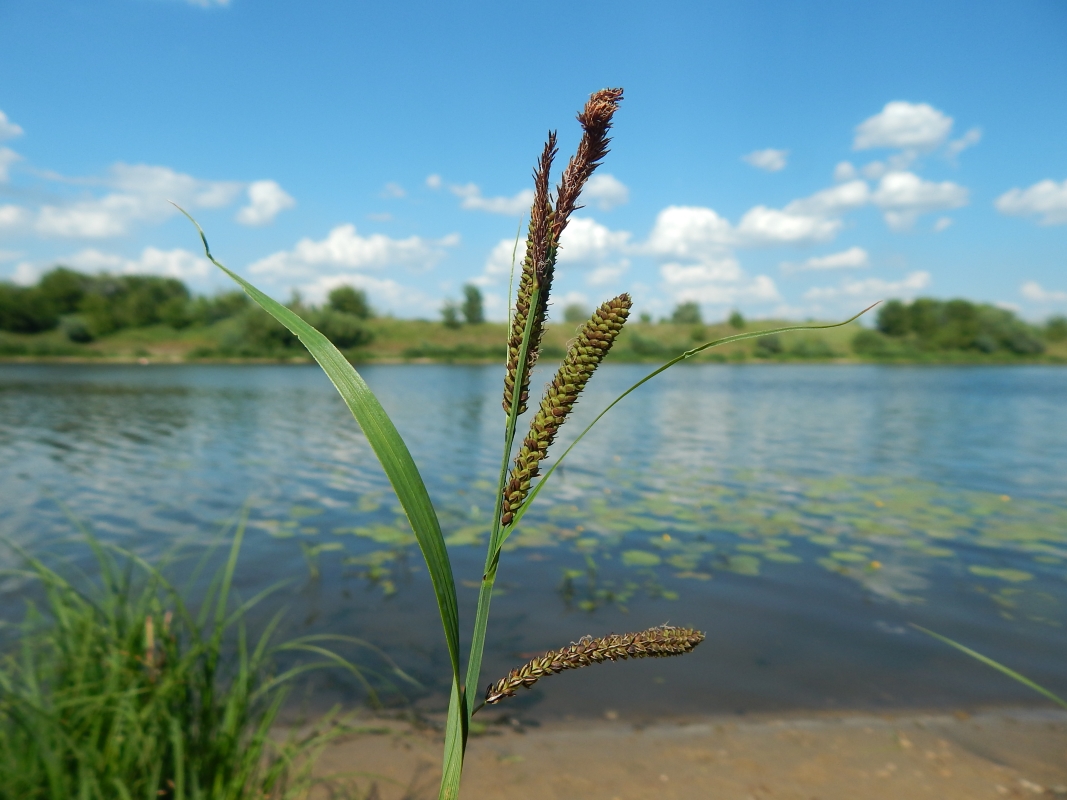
[13,262,38,285]
[995,178,1067,226]
[588,263,629,286]
[0,110,23,141]
[804,270,931,301]
[235,180,295,226]
[248,224,459,278]
[450,182,533,215]
[862,161,887,181]
[1020,281,1067,303]
[64,246,211,279]
[743,148,788,172]
[854,101,953,151]
[34,163,245,238]
[782,246,869,273]
[946,127,982,160]
[0,204,29,231]
[294,272,431,311]
[0,147,21,182]
[834,162,857,182]
[736,206,841,245]
[583,173,630,210]
[785,180,871,217]
[381,182,405,199]
[872,171,968,231]
[646,206,733,259]
[425,174,442,189]
[556,217,631,264]
[933,216,953,232]
[483,237,523,279]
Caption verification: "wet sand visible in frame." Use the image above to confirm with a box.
[308,708,1067,799]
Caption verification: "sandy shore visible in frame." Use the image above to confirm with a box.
[306,707,1067,799]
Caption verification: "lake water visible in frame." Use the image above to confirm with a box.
[1,363,1065,720]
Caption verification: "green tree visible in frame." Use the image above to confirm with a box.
[876,299,909,337]
[0,283,57,333]
[1046,315,1067,342]
[563,303,589,323]
[441,300,461,328]
[461,284,484,325]
[727,309,745,329]
[670,301,702,325]
[328,285,372,319]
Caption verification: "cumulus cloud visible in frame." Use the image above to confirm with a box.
[450,182,533,215]
[854,101,953,151]
[646,206,733,259]
[425,174,442,189]
[0,147,21,182]
[872,171,968,231]
[743,148,788,172]
[34,163,245,238]
[933,216,953,232]
[557,217,631,264]
[946,127,982,160]
[995,178,1067,226]
[1021,281,1067,303]
[248,224,459,278]
[381,182,405,199]
[782,246,869,273]
[834,162,857,182]
[0,110,23,141]
[236,180,295,226]
[663,264,779,306]
[0,204,29,231]
[64,246,211,279]
[736,206,841,245]
[803,270,931,301]
[583,173,630,210]
[785,180,871,217]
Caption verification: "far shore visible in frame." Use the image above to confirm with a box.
[299,706,1067,799]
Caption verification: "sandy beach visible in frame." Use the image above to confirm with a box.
[308,708,1067,799]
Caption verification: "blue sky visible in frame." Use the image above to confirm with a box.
[1,0,1065,322]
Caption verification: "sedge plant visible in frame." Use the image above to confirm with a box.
[178,87,873,799]
[0,514,409,800]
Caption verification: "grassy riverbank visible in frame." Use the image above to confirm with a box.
[3,316,1067,365]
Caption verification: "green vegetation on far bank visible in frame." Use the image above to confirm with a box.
[2,267,1065,364]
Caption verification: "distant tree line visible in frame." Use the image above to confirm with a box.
[0,267,376,354]
[853,297,1064,357]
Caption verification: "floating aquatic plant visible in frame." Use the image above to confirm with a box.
[180,86,870,799]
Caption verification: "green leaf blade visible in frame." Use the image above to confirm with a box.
[179,208,462,682]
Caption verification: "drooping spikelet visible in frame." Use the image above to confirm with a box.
[503,134,557,415]
[502,88,624,416]
[500,294,631,525]
[484,625,704,706]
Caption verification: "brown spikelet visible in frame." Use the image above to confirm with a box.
[553,88,624,239]
[484,625,704,706]
[501,294,631,526]
[503,88,624,417]
[503,133,557,415]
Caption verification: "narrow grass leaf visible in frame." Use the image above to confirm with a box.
[177,207,461,684]
[911,624,1067,710]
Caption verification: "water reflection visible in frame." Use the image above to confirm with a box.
[1,363,1065,717]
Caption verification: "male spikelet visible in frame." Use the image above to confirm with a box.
[484,625,705,706]
[502,88,624,415]
[500,294,631,526]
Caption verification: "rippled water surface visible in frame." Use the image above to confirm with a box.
[1,363,1065,718]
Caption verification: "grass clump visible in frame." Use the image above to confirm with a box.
[0,522,384,800]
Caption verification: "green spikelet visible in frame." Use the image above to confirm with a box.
[484,625,705,706]
[500,294,631,525]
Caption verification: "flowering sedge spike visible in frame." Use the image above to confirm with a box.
[503,134,557,415]
[484,625,704,706]
[552,88,624,240]
[502,88,624,416]
[500,294,631,525]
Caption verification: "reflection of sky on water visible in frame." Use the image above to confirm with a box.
[0,363,1065,718]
